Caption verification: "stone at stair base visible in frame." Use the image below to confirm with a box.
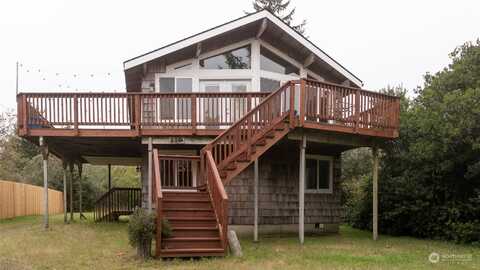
[230,223,339,237]
[227,230,243,257]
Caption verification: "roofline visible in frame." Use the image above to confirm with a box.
[123,10,363,87]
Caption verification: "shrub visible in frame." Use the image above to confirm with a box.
[128,208,156,258]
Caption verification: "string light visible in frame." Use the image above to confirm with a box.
[17,62,121,92]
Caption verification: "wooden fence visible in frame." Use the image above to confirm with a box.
[0,180,64,219]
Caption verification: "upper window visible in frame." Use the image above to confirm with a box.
[260,46,299,75]
[305,155,333,193]
[200,46,251,69]
[260,77,280,92]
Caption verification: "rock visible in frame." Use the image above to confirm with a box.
[227,230,243,257]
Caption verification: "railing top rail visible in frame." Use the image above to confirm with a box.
[17,91,271,97]
[94,187,141,204]
[303,79,400,99]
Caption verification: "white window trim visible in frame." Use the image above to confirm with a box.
[305,154,334,194]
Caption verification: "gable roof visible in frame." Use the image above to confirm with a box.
[123,10,362,87]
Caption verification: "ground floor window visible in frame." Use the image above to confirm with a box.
[305,155,333,193]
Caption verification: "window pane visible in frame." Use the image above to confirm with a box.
[232,83,247,92]
[260,47,300,75]
[176,78,192,119]
[176,78,192,92]
[318,160,330,189]
[306,159,317,190]
[260,77,280,92]
[159,77,175,93]
[200,46,251,69]
[159,78,175,119]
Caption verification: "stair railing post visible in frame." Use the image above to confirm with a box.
[289,81,295,129]
[299,79,306,127]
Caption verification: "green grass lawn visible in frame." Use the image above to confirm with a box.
[0,214,478,270]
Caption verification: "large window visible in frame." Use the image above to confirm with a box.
[305,155,333,193]
[200,46,251,69]
[260,46,299,75]
[158,77,193,120]
[260,77,280,92]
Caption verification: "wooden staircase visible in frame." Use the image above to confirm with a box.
[159,191,225,257]
[152,82,295,257]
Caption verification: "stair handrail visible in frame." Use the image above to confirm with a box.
[204,150,229,250]
[202,81,294,169]
[152,148,164,256]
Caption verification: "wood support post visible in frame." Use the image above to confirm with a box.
[147,137,153,212]
[108,164,112,190]
[62,160,68,224]
[298,135,306,244]
[253,159,259,242]
[40,137,49,230]
[69,162,74,221]
[372,147,379,241]
[78,163,86,220]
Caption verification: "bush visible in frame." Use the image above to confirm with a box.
[128,208,156,258]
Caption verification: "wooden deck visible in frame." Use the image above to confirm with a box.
[16,80,400,140]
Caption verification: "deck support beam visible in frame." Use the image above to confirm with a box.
[372,147,379,240]
[40,137,49,230]
[147,137,153,213]
[62,160,68,224]
[253,159,259,242]
[298,135,306,244]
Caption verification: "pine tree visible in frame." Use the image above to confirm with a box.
[248,0,306,34]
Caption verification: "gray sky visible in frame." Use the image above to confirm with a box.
[0,0,478,111]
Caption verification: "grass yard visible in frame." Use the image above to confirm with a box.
[0,214,478,270]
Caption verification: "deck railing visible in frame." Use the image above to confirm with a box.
[93,187,141,222]
[157,155,200,189]
[16,80,400,138]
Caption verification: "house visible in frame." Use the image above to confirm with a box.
[16,10,400,257]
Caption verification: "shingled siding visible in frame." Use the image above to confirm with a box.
[226,141,343,226]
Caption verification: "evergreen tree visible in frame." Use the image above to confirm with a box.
[248,0,306,34]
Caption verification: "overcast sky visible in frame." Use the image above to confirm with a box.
[0,0,478,111]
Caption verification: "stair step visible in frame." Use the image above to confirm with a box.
[163,237,222,249]
[265,130,276,138]
[171,226,219,237]
[159,248,225,257]
[255,140,267,146]
[167,216,217,227]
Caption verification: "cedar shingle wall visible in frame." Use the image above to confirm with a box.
[226,142,343,225]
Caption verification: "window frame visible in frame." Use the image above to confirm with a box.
[199,45,252,70]
[305,154,334,194]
